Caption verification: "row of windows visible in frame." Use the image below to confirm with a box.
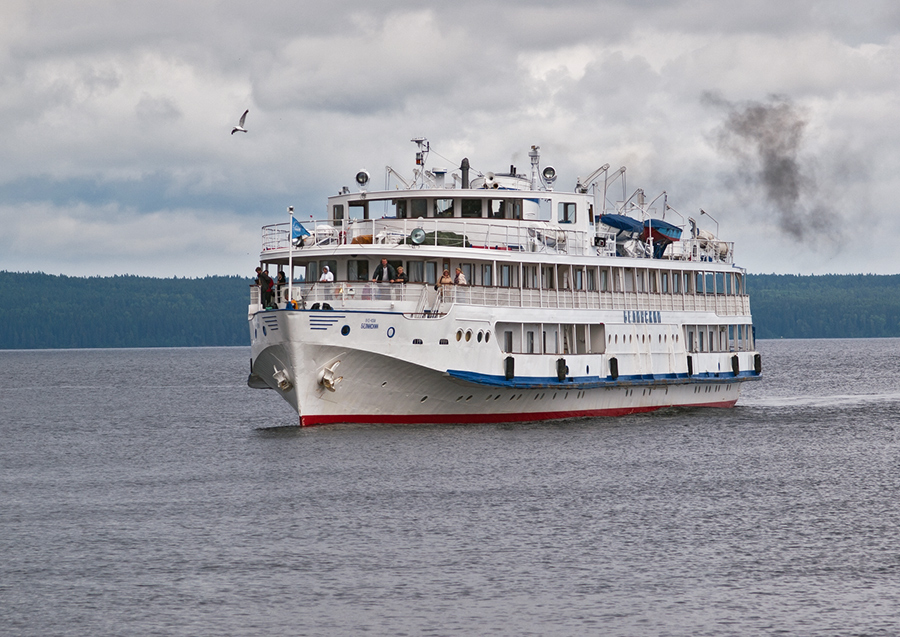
[297,259,744,296]
[687,324,755,353]
[332,199,579,223]
[496,322,754,355]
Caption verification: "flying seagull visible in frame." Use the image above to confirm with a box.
[231,109,249,134]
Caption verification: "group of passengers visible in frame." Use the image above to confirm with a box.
[317,258,467,286]
[255,267,287,308]
[257,258,468,308]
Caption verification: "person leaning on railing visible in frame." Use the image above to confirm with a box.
[372,258,395,283]
[392,266,408,283]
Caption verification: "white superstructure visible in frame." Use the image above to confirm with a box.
[248,140,761,426]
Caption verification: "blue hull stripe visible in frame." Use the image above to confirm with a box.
[446,369,761,390]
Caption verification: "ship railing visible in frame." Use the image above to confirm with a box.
[263,220,736,264]
[261,218,595,255]
[248,281,752,317]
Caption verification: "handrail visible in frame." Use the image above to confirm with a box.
[262,218,735,264]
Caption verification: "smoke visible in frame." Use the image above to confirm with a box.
[704,93,836,239]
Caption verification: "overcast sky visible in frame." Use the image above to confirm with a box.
[2,0,899,277]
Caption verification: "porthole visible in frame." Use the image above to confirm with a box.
[341,325,350,336]
[485,332,491,343]
[465,330,472,342]
[262,326,267,336]
[439,338,449,345]
[477,331,483,343]
[456,329,463,341]
[420,396,428,402]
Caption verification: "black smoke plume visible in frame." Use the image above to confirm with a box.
[704,93,835,239]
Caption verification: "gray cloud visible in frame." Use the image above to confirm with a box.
[2,1,900,276]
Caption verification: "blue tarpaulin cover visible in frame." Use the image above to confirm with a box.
[600,214,643,234]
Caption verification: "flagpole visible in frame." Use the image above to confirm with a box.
[288,205,294,308]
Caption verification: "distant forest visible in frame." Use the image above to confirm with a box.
[1,271,899,349]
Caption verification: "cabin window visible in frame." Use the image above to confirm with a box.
[623,268,635,293]
[348,260,369,281]
[526,331,535,354]
[410,198,427,218]
[407,261,424,283]
[395,200,407,219]
[558,202,576,224]
[542,265,555,289]
[425,261,437,285]
[587,268,596,291]
[461,199,482,218]
[349,202,367,220]
[305,261,316,282]
[600,268,609,292]
[574,268,584,290]
[460,263,474,285]
[649,270,658,294]
[636,270,646,293]
[504,331,513,353]
[333,204,344,220]
[661,271,669,293]
[482,264,493,286]
[524,265,538,289]
[558,266,571,290]
[672,271,680,294]
[500,264,514,287]
[435,198,454,217]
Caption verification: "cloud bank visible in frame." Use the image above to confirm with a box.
[2,0,900,276]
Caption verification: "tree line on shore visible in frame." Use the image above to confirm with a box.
[2,271,899,349]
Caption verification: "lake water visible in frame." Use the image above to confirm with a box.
[2,339,899,636]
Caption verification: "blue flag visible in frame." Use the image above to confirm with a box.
[292,217,310,238]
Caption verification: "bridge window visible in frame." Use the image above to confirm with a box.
[410,198,427,218]
[558,202,576,224]
[434,198,454,217]
[349,202,367,220]
[461,199,482,218]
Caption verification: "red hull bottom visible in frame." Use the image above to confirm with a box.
[300,399,738,427]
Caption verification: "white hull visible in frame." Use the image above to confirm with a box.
[249,305,756,426]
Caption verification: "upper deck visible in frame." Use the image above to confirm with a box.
[260,140,734,267]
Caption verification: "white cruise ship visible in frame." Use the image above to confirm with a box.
[247,139,761,426]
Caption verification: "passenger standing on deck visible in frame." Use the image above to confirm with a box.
[454,267,467,285]
[255,267,274,308]
[439,269,453,287]
[372,258,396,283]
[276,271,287,303]
[319,266,334,282]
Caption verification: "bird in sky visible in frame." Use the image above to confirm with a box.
[231,109,249,134]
